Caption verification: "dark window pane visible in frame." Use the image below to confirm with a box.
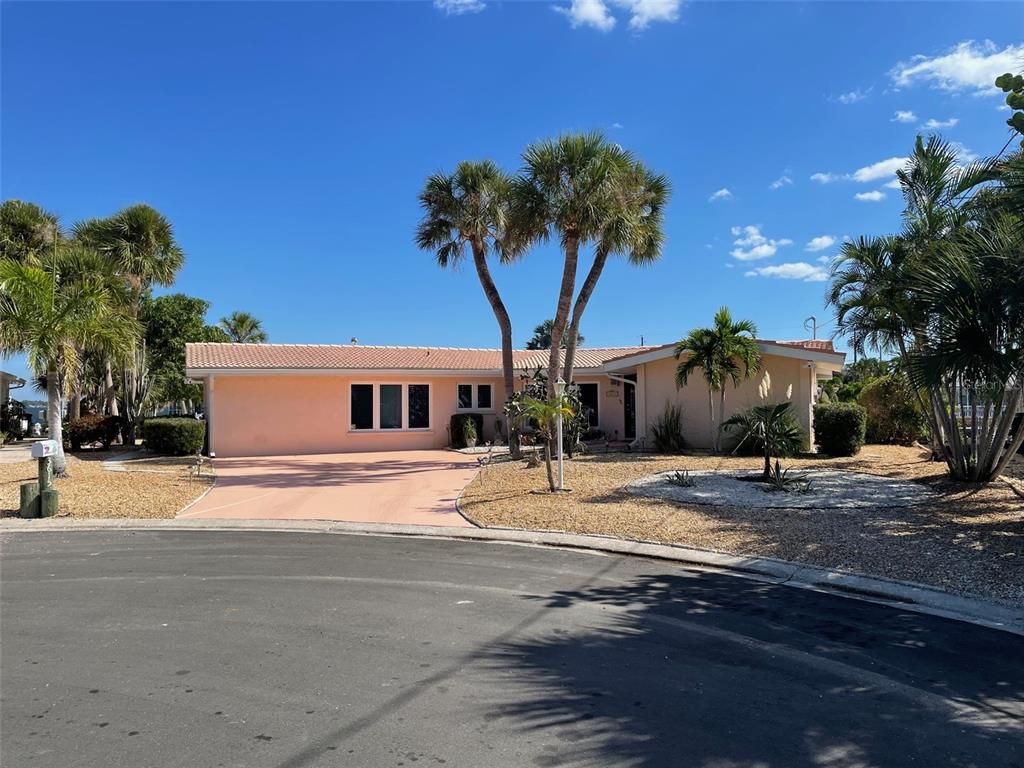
[579,383,599,427]
[457,384,472,409]
[408,384,430,429]
[380,384,402,429]
[351,384,373,430]
[477,384,492,410]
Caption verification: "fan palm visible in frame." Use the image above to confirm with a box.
[514,394,575,492]
[416,160,518,447]
[723,403,804,479]
[0,200,60,263]
[561,161,669,384]
[525,319,583,350]
[219,311,268,343]
[510,133,632,395]
[74,204,184,420]
[0,252,140,474]
[674,307,761,452]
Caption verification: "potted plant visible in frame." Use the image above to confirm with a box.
[463,418,478,448]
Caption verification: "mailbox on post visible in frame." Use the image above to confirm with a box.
[20,440,60,518]
[31,440,58,459]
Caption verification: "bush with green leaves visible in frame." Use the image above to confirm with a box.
[858,374,927,445]
[650,402,686,453]
[813,402,866,457]
[65,414,122,451]
[144,417,206,455]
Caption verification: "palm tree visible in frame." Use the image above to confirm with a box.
[723,403,803,479]
[511,133,631,396]
[515,394,575,492]
[562,161,669,385]
[74,204,184,420]
[0,251,140,474]
[219,311,268,343]
[674,307,761,452]
[0,200,59,263]
[525,319,583,350]
[416,160,518,448]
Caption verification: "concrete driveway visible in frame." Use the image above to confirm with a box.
[180,450,479,526]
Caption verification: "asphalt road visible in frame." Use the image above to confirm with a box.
[2,531,1022,768]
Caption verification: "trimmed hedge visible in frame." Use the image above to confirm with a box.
[813,402,866,457]
[449,413,483,448]
[144,417,206,455]
[65,414,122,450]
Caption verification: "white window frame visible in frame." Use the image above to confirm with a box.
[456,382,495,413]
[349,382,433,433]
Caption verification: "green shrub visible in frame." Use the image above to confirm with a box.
[144,417,205,455]
[858,374,927,445]
[449,413,483,448]
[650,402,686,453]
[813,402,866,456]
[65,414,122,450]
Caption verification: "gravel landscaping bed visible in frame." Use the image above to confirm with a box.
[625,469,937,509]
[461,445,1024,606]
[0,450,214,519]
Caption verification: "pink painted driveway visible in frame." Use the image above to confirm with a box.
[179,450,479,526]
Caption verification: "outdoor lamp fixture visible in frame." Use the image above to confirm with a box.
[555,377,566,491]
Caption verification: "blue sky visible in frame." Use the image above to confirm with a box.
[2,1,1021,385]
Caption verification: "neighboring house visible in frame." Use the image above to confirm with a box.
[185,340,845,458]
[1,370,27,407]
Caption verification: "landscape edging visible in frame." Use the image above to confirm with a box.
[3,516,1021,635]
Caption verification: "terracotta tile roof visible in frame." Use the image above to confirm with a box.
[771,339,837,353]
[185,343,654,372]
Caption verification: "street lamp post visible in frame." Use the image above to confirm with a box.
[555,377,565,491]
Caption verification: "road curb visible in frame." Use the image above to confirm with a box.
[3,516,1021,635]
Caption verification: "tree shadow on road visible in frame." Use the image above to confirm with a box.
[480,570,1024,767]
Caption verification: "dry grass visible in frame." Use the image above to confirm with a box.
[0,450,213,520]
[461,445,1024,605]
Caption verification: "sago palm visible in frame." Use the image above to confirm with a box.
[562,161,669,384]
[674,307,761,452]
[510,133,632,395]
[416,160,517,424]
[219,311,268,343]
[0,252,140,474]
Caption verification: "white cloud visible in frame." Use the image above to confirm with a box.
[890,40,1024,95]
[805,235,836,252]
[434,0,486,14]
[816,255,832,264]
[883,178,902,190]
[949,140,979,164]
[854,190,886,202]
[555,0,616,30]
[922,117,959,130]
[810,172,839,184]
[892,110,917,123]
[769,175,793,190]
[615,0,681,30]
[730,225,793,261]
[555,0,681,31]
[835,87,871,104]
[852,157,906,183]
[708,188,733,202]
[611,121,624,129]
[744,262,829,282]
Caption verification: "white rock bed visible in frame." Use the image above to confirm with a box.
[624,469,936,510]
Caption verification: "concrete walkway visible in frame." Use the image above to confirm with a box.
[179,450,479,526]
[0,440,35,465]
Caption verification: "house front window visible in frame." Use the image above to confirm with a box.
[350,383,431,431]
[457,383,494,411]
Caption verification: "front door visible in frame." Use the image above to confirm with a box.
[623,375,636,440]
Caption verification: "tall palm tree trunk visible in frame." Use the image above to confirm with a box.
[104,359,119,418]
[707,386,716,452]
[470,243,519,457]
[46,365,67,476]
[547,236,580,397]
[717,388,727,453]
[562,247,608,386]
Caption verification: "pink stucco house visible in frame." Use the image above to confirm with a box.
[185,340,845,458]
